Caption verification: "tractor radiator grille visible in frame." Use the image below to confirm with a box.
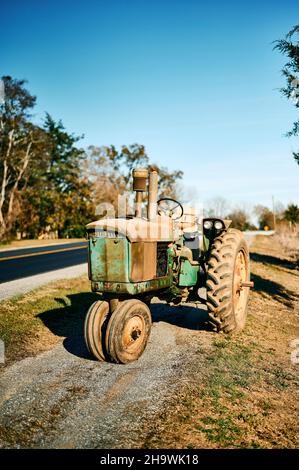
[156,242,169,277]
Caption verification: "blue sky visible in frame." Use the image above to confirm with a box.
[1,0,298,213]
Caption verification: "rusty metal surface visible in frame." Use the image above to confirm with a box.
[88,234,172,292]
[132,168,148,192]
[89,238,129,283]
[241,281,254,288]
[147,170,158,221]
[233,246,250,327]
[131,242,157,282]
[91,275,172,295]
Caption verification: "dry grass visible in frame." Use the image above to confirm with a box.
[273,230,299,262]
[141,235,299,448]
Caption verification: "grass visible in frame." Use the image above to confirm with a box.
[0,276,98,366]
[273,229,299,262]
[196,416,242,444]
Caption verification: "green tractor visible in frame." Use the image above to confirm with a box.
[85,168,253,364]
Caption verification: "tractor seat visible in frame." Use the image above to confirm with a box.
[183,229,201,261]
[177,207,201,260]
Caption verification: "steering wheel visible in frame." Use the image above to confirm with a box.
[157,198,184,220]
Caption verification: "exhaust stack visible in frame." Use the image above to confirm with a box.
[132,168,158,219]
[147,169,158,221]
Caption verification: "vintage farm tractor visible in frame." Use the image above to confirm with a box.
[85,168,253,364]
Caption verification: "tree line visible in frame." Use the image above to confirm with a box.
[204,197,299,231]
[0,76,183,240]
[1,68,298,240]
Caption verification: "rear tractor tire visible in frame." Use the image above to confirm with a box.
[206,228,251,333]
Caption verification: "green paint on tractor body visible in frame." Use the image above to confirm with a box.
[88,234,200,294]
[88,235,174,295]
[89,237,130,283]
[87,217,231,299]
[178,259,199,287]
[91,276,172,295]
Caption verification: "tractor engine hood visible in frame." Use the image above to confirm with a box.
[86,216,179,242]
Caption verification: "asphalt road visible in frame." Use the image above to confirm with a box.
[0,242,87,283]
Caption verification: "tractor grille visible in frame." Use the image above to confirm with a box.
[156,242,169,277]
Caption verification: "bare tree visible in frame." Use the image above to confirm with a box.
[0,76,39,237]
[83,144,184,214]
[204,196,230,218]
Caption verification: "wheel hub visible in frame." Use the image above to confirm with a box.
[123,315,145,349]
[131,327,141,341]
[233,250,247,317]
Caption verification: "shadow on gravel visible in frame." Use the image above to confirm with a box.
[37,294,210,361]
[250,252,298,270]
[150,303,209,331]
[251,273,297,308]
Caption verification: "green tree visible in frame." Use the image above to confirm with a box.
[275,25,299,164]
[19,114,95,238]
[284,203,299,226]
[42,113,85,192]
[227,209,255,231]
[254,205,274,230]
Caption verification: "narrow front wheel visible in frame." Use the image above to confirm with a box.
[105,299,152,364]
[84,300,110,361]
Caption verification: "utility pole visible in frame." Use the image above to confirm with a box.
[272,195,276,232]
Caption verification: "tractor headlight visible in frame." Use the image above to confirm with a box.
[214,221,224,231]
[203,220,213,230]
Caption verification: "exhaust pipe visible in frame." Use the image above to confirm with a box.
[132,168,158,220]
[147,169,158,221]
